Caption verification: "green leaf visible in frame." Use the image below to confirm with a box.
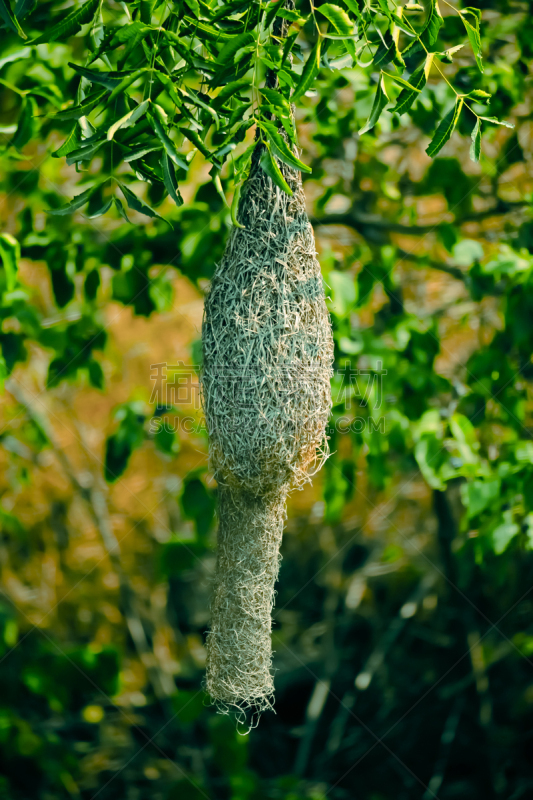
[425,99,463,158]
[414,432,445,490]
[461,6,481,22]
[30,0,99,45]
[118,182,170,226]
[493,517,520,555]
[316,3,356,60]
[461,478,499,518]
[0,233,20,291]
[438,44,464,63]
[86,198,113,219]
[258,120,311,173]
[52,124,80,158]
[390,11,419,36]
[403,0,442,56]
[373,31,396,68]
[114,196,130,223]
[420,0,443,47]
[107,99,150,140]
[277,8,307,23]
[316,3,354,34]
[479,116,514,129]
[0,0,27,38]
[216,32,254,65]
[359,76,389,135]
[292,38,321,101]
[123,144,162,162]
[161,153,183,207]
[468,89,491,101]
[105,67,149,106]
[0,46,30,69]
[90,21,151,64]
[212,79,250,109]
[46,184,101,216]
[140,0,156,23]
[264,0,283,28]
[344,0,364,23]
[65,139,105,165]
[393,57,430,115]
[14,0,35,20]
[460,12,483,73]
[376,0,391,18]
[150,113,189,170]
[110,20,151,47]
[68,63,135,90]
[10,95,36,149]
[259,146,293,196]
[470,118,481,163]
[328,270,356,317]
[184,16,234,44]
[179,87,219,130]
[181,127,211,160]
[230,179,245,230]
[260,88,291,115]
[383,71,423,93]
[52,89,107,120]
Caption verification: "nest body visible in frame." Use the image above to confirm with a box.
[202,154,333,496]
[202,150,334,714]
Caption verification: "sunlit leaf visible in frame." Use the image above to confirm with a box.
[426,99,463,157]
[316,3,354,34]
[0,233,20,291]
[292,38,321,101]
[479,116,514,128]
[470,118,481,163]
[393,57,430,115]
[460,8,483,73]
[52,124,80,158]
[107,99,150,140]
[124,144,162,162]
[359,75,389,135]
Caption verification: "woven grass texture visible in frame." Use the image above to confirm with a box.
[202,150,334,717]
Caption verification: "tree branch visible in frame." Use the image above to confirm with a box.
[310,200,528,239]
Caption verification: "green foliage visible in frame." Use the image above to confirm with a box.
[0,0,510,218]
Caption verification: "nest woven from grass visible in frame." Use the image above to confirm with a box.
[202,147,334,718]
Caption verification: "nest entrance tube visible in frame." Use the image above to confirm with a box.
[201,149,334,719]
[205,485,288,715]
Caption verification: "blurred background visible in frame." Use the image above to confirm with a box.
[1,0,533,798]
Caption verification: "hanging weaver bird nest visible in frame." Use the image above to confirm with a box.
[201,146,334,720]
